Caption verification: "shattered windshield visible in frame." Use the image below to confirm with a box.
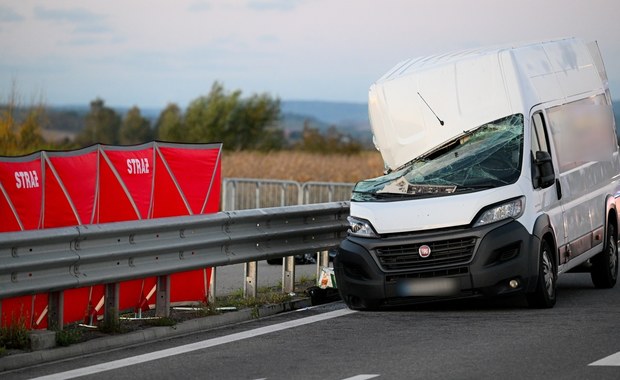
[353,114,524,201]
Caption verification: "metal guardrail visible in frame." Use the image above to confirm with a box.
[218,179,354,309]
[0,202,350,327]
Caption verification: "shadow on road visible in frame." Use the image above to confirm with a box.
[362,273,605,313]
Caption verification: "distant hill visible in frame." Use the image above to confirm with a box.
[33,99,620,146]
[280,100,372,145]
[281,100,368,125]
[280,99,620,141]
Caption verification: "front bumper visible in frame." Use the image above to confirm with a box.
[334,219,540,308]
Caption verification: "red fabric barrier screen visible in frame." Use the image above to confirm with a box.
[0,142,222,329]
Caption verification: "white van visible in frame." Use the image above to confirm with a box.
[334,38,620,309]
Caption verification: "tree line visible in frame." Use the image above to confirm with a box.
[0,81,364,156]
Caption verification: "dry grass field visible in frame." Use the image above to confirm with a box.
[221,150,385,183]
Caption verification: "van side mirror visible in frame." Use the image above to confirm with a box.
[534,151,555,188]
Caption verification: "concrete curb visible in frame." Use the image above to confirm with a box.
[1,298,312,373]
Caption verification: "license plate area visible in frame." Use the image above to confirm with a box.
[396,277,460,297]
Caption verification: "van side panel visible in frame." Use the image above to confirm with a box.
[544,95,619,261]
[512,39,603,104]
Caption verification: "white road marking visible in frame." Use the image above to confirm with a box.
[341,375,380,380]
[589,351,620,366]
[31,308,357,380]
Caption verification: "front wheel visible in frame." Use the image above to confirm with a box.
[591,223,618,288]
[341,293,381,311]
[526,240,557,308]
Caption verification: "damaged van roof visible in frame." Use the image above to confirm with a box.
[369,38,605,171]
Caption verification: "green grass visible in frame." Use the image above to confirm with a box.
[0,312,30,351]
[214,286,293,311]
[98,308,126,334]
[298,274,317,286]
[143,317,176,327]
[56,329,83,347]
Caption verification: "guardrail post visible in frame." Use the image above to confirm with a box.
[316,250,330,280]
[155,275,171,317]
[208,268,217,304]
[104,283,119,325]
[244,261,257,298]
[282,256,295,294]
[48,291,64,331]
[319,250,330,267]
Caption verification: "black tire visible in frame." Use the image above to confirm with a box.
[591,223,618,288]
[526,239,557,308]
[341,293,380,311]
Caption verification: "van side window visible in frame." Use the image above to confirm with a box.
[546,94,616,172]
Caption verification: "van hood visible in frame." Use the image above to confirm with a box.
[350,186,524,234]
[369,51,515,171]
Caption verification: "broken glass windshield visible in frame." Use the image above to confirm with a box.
[352,114,524,201]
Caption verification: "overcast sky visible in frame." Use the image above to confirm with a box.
[1,0,619,108]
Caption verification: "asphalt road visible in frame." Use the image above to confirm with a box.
[5,273,620,380]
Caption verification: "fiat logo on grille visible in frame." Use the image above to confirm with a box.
[419,245,431,258]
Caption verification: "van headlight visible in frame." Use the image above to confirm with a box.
[474,197,525,227]
[347,216,379,238]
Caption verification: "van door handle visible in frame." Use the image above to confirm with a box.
[555,179,562,200]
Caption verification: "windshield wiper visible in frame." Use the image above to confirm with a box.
[369,189,458,200]
[456,184,496,192]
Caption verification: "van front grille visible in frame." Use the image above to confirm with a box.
[375,237,476,271]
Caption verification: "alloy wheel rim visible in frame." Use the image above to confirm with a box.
[542,250,554,297]
[609,237,618,281]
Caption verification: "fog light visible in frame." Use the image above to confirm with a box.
[509,279,519,289]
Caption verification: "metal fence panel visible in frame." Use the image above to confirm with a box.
[301,181,355,204]
[222,178,355,210]
[221,178,301,211]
